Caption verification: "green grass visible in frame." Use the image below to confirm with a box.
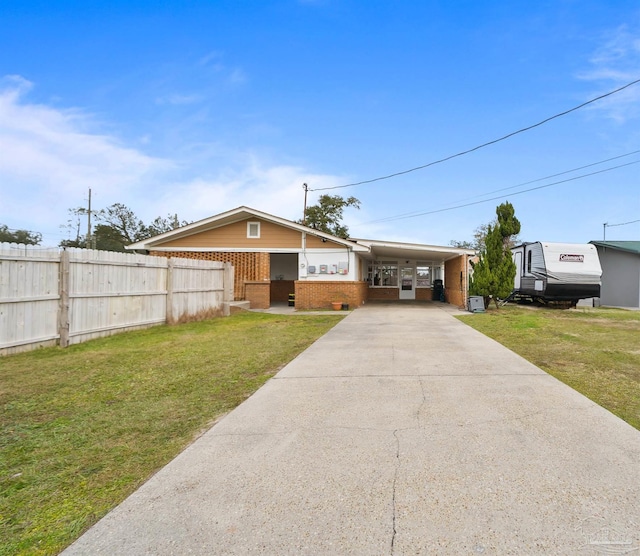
[0,311,344,556]
[457,305,640,430]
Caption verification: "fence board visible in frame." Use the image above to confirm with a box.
[0,244,60,352]
[0,244,233,354]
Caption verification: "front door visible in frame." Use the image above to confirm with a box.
[399,266,415,300]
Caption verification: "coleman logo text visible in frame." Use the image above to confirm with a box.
[559,254,584,262]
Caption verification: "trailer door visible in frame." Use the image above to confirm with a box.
[513,251,522,289]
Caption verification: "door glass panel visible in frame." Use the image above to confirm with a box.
[401,267,413,291]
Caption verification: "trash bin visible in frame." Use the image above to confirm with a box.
[468,296,485,312]
[288,293,295,307]
[432,279,444,302]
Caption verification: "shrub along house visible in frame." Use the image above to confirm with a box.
[126,206,474,310]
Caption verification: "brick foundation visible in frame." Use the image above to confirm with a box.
[367,287,399,301]
[415,288,434,301]
[295,281,368,310]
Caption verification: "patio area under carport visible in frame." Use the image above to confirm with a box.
[352,238,474,308]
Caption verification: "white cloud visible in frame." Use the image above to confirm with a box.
[198,51,247,86]
[0,77,173,243]
[578,22,640,122]
[227,68,248,86]
[155,93,203,105]
[0,75,347,246]
[199,50,225,69]
[152,158,348,226]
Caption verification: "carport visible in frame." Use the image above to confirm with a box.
[352,239,474,308]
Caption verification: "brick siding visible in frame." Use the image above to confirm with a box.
[444,254,469,308]
[270,280,295,303]
[295,281,368,310]
[367,287,399,301]
[245,281,270,309]
[415,287,434,301]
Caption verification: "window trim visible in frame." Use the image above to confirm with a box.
[367,260,399,287]
[247,221,261,239]
[416,262,432,288]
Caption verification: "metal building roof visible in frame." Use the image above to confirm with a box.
[589,241,640,255]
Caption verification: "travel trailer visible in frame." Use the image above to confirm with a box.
[511,242,601,304]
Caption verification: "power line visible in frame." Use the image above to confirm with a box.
[606,218,640,228]
[449,149,640,202]
[358,149,640,223]
[355,158,640,226]
[310,77,640,192]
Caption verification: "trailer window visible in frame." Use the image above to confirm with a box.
[527,250,532,273]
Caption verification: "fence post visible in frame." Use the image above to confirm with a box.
[166,258,175,324]
[58,249,70,347]
[223,262,233,316]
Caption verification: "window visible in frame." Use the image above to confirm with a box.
[247,221,260,238]
[416,263,431,287]
[527,250,532,273]
[367,261,398,286]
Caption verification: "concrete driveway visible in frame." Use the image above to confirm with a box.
[63,302,640,555]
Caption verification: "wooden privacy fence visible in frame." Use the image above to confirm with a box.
[0,243,234,355]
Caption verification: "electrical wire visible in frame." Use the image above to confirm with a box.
[606,218,640,228]
[309,77,640,192]
[356,149,640,223]
[354,158,640,226]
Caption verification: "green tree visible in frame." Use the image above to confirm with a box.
[300,194,360,238]
[0,225,42,245]
[60,204,189,252]
[469,202,521,308]
[98,203,146,244]
[451,219,520,253]
[144,214,189,238]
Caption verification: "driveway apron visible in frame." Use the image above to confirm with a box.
[63,303,640,555]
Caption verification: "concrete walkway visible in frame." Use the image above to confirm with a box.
[63,303,640,555]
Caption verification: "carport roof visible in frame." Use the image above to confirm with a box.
[350,238,475,262]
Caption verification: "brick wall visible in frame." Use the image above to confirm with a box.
[295,281,368,310]
[415,288,434,301]
[151,251,269,300]
[369,287,435,301]
[245,281,270,309]
[367,287,399,301]
[444,254,468,308]
[270,280,295,303]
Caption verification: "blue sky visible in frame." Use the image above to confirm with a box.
[1,0,639,247]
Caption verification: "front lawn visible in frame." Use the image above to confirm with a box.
[457,305,640,430]
[0,311,344,555]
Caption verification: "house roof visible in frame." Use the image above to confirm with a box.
[126,206,369,252]
[589,241,640,255]
[126,206,473,262]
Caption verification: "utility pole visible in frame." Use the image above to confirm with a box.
[86,187,92,248]
[603,222,607,241]
[302,183,308,226]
